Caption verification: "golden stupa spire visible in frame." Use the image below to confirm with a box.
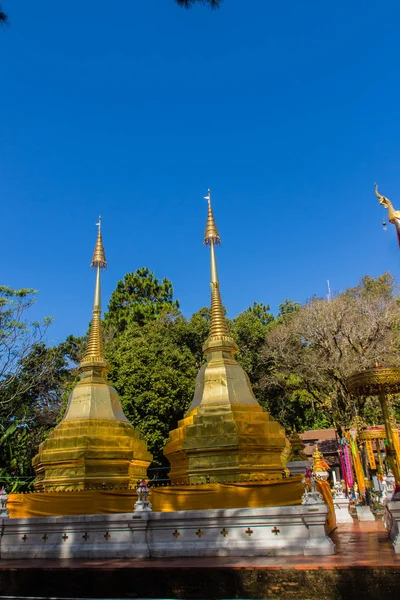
[80,217,108,369]
[203,190,232,342]
[164,190,290,484]
[312,444,329,473]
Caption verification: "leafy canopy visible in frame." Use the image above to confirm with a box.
[105,268,179,333]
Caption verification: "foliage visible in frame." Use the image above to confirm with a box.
[0,341,76,490]
[229,302,274,402]
[107,313,198,466]
[0,2,7,24]
[0,287,54,406]
[105,268,179,333]
[0,0,221,27]
[0,289,82,489]
[2,270,400,485]
[176,0,221,6]
[261,273,400,428]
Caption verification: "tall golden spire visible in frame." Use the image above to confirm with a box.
[203,190,232,342]
[80,217,108,369]
[164,190,290,484]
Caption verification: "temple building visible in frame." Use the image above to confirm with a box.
[32,220,152,491]
[164,191,290,484]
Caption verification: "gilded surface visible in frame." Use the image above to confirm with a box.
[375,184,400,226]
[8,478,304,518]
[164,192,290,484]
[312,445,328,473]
[33,223,152,491]
[346,367,400,396]
[288,428,308,461]
[358,428,398,440]
[347,366,400,485]
[365,439,376,470]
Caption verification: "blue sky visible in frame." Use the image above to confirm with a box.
[1,0,400,345]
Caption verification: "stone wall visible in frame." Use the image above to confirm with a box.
[0,505,335,559]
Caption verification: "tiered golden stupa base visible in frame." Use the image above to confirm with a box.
[33,419,152,492]
[165,403,290,485]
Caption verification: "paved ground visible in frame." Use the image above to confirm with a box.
[0,521,398,599]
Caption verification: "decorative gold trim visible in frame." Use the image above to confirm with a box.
[346,367,400,396]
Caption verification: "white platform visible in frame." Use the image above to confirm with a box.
[334,498,353,523]
[356,506,376,522]
[384,501,400,554]
[0,505,336,559]
[287,460,310,476]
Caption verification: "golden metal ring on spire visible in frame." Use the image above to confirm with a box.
[81,220,109,369]
[204,189,221,246]
[91,217,107,268]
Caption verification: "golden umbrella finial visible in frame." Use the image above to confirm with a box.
[204,189,221,246]
[91,216,107,269]
[80,218,109,370]
[312,444,328,473]
[203,190,231,341]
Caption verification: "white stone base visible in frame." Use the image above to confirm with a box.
[384,501,400,554]
[356,506,376,521]
[287,461,310,476]
[334,498,353,523]
[0,505,336,559]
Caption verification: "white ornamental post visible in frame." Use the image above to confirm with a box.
[134,479,152,512]
[0,487,9,517]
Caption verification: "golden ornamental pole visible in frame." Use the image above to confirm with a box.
[203,189,233,342]
[346,367,400,492]
[378,391,400,486]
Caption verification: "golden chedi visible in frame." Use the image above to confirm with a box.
[164,191,290,484]
[288,427,308,462]
[33,219,152,491]
[312,445,330,481]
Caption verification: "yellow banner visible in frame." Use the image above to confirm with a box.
[365,439,376,470]
[393,429,400,466]
[350,437,366,494]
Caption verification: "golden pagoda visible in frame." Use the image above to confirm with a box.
[33,218,152,491]
[288,428,308,462]
[164,191,290,484]
[312,445,329,474]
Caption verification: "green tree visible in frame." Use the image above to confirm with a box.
[169,307,210,369]
[0,1,221,25]
[0,341,76,490]
[0,287,53,406]
[0,287,81,489]
[0,2,7,24]
[104,268,202,466]
[262,274,400,429]
[176,0,221,6]
[230,302,274,391]
[276,298,300,323]
[105,268,179,333]
[107,313,197,466]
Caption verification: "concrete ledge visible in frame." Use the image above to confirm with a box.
[384,501,400,553]
[334,498,354,523]
[0,505,335,558]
